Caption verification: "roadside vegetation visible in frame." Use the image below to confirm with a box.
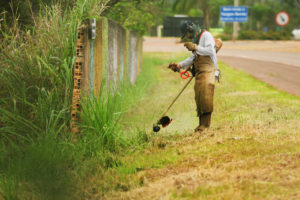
[103,52,300,199]
[0,0,163,199]
[1,0,299,199]
[169,0,300,40]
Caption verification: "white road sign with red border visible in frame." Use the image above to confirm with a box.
[275,11,290,26]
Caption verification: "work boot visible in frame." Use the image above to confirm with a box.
[194,112,212,133]
[200,112,212,128]
[194,125,206,133]
[194,116,206,133]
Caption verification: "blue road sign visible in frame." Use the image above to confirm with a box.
[220,6,248,22]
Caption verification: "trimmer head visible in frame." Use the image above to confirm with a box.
[153,125,160,132]
[153,116,172,132]
[159,116,172,127]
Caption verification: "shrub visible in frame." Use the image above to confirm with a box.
[238,30,292,40]
[217,33,232,41]
[238,30,258,40]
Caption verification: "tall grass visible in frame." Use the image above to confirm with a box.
[0,1,162,199]
[78,55,159,164]
[0,0,107,145]
[0,1,112,199]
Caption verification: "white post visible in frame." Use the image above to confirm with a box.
[233,0,239,40]
[157,25,163,38]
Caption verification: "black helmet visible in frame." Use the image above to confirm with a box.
[180,21,195,39]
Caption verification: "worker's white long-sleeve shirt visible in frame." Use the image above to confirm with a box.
[179,31,218,76]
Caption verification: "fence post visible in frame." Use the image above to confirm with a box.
[124,29,131,82]
[71,18,142,133]
[129,31,138,84]
[71,25,89,133]
[137,36,143,75]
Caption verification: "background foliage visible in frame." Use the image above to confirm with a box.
[168,0,300,39]
[105,0,165,35]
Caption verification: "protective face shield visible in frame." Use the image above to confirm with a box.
[180,21,196,39]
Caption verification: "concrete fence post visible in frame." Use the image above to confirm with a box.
[129,30,138,84]
[118,26,126,84]
[71,17,142,132]
[124,29,131,82]
[101,18,109,93]
[93,19,103,97]
[137,36,143,75]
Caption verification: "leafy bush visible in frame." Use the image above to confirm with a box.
[217,33,232,41]
[188,8,203,17]
[237,30,258,40]
[259,32,282,40]
[105,0,165,35]
[238,30,291,40]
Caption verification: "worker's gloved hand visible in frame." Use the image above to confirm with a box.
[184,42,197,51]
[214,38,223,53]
[168,62,181,72]
[215,70,220,82]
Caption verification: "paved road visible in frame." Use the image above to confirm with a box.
[218,41,300,96]
[144,38,300,96]
[219,49,300,68]
[219,56,300,96]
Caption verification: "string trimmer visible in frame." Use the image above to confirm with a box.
[153,66,194,132]
[153,38,223,132]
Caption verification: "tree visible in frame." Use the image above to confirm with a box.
[298,0,300,26]
[201,0,210,30]
[105,0,165,35]
[171,0,237,29]
[172,0,211,29]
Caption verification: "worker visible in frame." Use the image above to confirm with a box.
[168,21,221,133]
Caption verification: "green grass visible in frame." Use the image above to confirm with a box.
[0,31,179,199]
[0,136,77,200]
[1,2,188,199]
[77,54,163,163]
[0,1,123,199]
[1,2,300,198]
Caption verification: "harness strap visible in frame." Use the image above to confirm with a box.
[198,30,206,44]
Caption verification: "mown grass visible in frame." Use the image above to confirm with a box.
[101,53,300,200]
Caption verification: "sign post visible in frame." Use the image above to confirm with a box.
[233,0,239,40]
